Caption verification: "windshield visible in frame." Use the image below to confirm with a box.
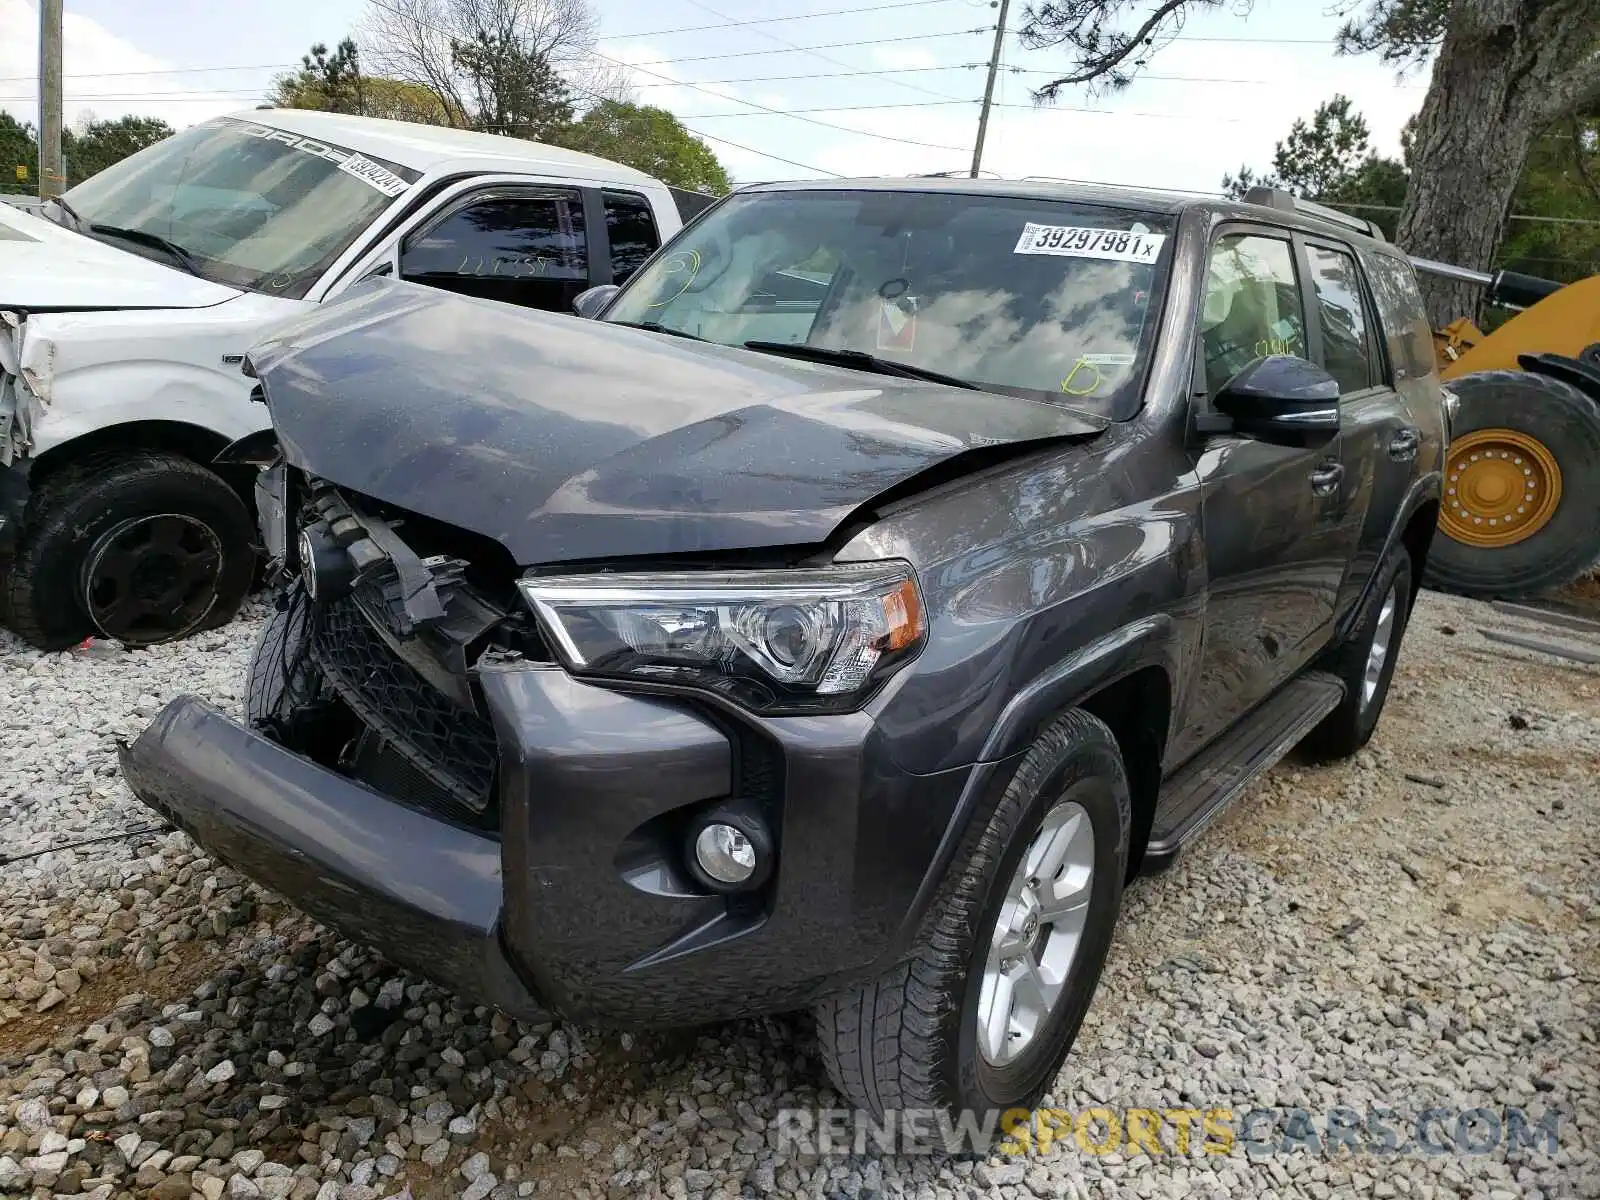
[604,188,1174,418]
[58,117,419,299]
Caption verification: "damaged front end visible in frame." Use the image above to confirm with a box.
[250,463,550,831]
[0,310,37,551]
[0,308,49,467]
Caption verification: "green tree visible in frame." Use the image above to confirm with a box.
[557,101,731,193]
[0,112,39,195]
[270,38,367,115]
[271,37,457,124]
[1497,106,1600,283]
[1222,95,1410,236]
[1019,0,1600,325]
[63,116,174,185]
[360,77,456,124]
[451,31,573,139]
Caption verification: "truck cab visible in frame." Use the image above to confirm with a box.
[0,108,684,649]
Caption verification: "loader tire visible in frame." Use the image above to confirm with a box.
[1426,370,1600,599]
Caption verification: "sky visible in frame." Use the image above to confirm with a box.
[0,0,1432,192]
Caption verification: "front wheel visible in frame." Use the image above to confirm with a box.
[814,709,1130,1120]
[2,451,256,650]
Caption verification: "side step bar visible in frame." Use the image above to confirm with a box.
[1144,670,1345,870]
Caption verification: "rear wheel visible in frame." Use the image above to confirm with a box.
[1427,370,1600,598]
[1304,547,1411,760]
[2,451,256,649]
[813,709,1130,1120]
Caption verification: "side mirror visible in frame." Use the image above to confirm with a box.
[1212,355,1340,446]
[573,284,620,319]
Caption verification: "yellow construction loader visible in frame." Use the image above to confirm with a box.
[1407,258,1600,598]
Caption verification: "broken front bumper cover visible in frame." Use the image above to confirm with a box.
[118,695,548,1020]
[119,659,991,1027]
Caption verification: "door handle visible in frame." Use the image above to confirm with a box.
[1388,427,1420,461]
[1310,462,1344,496]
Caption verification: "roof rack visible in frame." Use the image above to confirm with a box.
[1242,186,1387,243]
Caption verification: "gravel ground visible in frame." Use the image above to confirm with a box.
[1,589,1595,1200]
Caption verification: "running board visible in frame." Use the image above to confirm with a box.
[1144,671,1345,870]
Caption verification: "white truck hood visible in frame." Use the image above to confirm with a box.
[0,201,241,310]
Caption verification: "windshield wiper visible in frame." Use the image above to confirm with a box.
[742,341,979,391]
[49,196,84,230]
[87,224,205,277]
[609,320,707,341]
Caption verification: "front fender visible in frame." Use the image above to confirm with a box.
[13,295,305,457]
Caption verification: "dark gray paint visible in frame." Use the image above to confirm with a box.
[247,280,1103,567]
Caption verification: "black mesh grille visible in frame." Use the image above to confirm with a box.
[310,595,499,823]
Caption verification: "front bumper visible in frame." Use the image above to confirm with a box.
[123,664,993,1027]
[118,696,547,1020]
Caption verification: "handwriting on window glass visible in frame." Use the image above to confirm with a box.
[455,255,556,277]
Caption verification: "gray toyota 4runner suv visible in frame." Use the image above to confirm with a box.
[121,179,1446,1120]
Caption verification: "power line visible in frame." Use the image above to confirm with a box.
[587,41,973,152]
[674,97,1250,123]
[633,64,986,88]
[623,27,992,68]
[364,0,843,175]
[680,99,972,117]
[604,0,969,40]
[0,63,293,84]
[1000,64,1427,89]
[676,0,973,105]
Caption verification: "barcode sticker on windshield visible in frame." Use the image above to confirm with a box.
[338,152,408,197]
[1014,224,1165,264]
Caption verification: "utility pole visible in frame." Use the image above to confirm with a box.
[969,0,1010,178]
[39,0,65,199]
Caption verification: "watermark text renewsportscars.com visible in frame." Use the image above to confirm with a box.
[772,1106,1564,1159]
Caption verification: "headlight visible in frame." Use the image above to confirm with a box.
[518,563,925,714]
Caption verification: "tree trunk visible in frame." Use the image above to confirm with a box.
[1396,4,1600,329]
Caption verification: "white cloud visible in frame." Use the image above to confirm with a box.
[0,0,256,132]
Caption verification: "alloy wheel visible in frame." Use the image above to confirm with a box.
[977,799,1096,1066]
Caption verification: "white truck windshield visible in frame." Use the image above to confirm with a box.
[58,118,419,299]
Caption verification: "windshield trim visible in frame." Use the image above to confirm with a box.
[601,188,1176,421]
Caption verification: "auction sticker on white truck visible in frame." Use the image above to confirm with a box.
[1013,224,1165,264]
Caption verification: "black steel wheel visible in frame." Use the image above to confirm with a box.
[2,451,256,649]
[81,512,226,644]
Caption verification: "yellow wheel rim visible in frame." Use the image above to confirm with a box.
[1440,428,1563,548]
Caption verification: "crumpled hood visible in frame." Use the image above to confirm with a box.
[248,280,1105,566]
[0,202,240,310]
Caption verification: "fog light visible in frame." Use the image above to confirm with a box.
[694,824,756,884]
[683,804,774,893]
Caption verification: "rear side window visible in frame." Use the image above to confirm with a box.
[1200,233,1309,393]
[401,190,588,312]
[1361,250,1438,383]
[603,192,660,284]
[1305,245,1375,393]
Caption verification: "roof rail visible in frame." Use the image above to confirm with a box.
[1242,186,1386,243]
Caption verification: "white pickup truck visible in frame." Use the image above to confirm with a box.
[0,108,687,649]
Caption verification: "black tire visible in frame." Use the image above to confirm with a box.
[2,451,256,650]
[814,709,1130,1121]
[246,584,318,730]
[1425,370,1600,598]
[1303,547,1412,761]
